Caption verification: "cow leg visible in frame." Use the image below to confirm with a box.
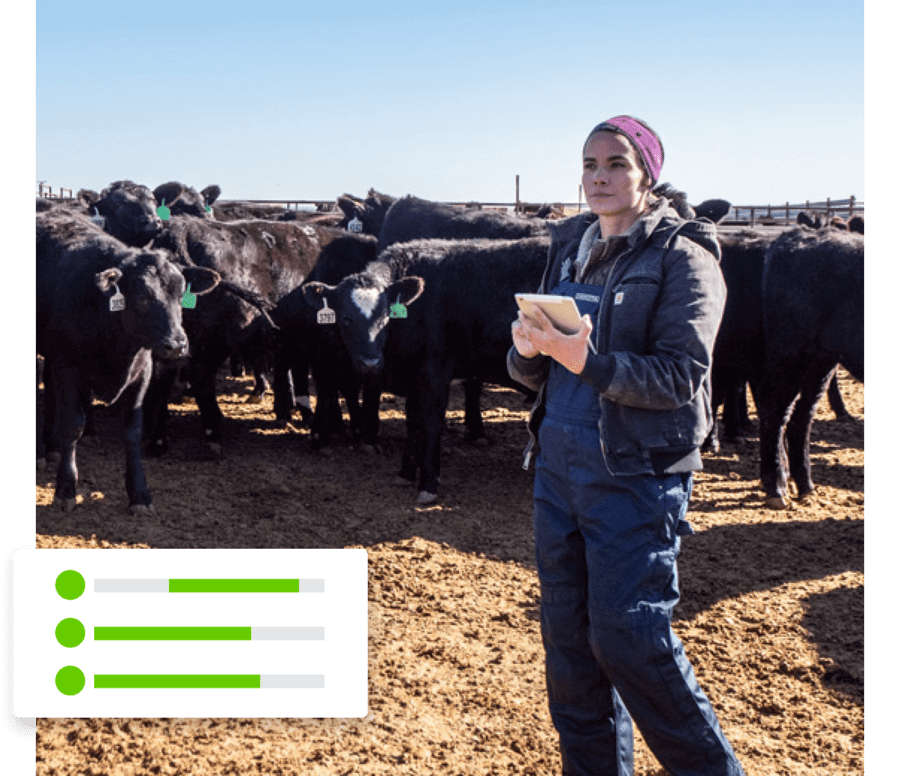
[340,378,365,447]
[273,346,296,424]
[40,356,58,462]
[757,367,803,509]
[360,381,382,449]
[701,369,726,453]
[826,371,851,419]
[291,350,313,425]
[786,361,837,500]
[722,379,749,443]
[248,360,270,403]
[309,365,341,450]
[143,361,181,457]
[416,363,454,504]
[123,379,154,511]
[399,389,423,485]
[80,387,98,444]
[51,364,85,510]
[189,356,227,457]
[737,379,753,432]
[463,377,487,445]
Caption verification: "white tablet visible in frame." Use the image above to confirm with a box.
[515,293,583,335]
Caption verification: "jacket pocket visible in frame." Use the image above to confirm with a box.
[607,279,660,353]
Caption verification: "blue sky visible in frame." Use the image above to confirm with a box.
[33,0,864,207]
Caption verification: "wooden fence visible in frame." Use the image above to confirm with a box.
[724,196,863,227]
[37,183,73,200]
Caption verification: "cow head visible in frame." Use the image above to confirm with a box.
[336,189,396,235]
[303,269,424,375]
[96,252,220,361]
[80,181,163,247]
[153,181,221,220]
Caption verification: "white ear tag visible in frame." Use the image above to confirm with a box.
[348,216,363,233]
[91,207,106,230]
[317,299,335,325]
[109,281,125,312]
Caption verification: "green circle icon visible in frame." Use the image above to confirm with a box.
[55,618,86,648]
[55,666,86,696]
[55,570,85,600]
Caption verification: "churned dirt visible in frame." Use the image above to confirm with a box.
[35,368,864,775]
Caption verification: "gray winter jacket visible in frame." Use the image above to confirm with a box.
[507,196,726,475]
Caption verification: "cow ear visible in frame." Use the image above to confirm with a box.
[181,266,220,296]
[201,185,222,207]
[153,181,185,206]
[392,276,425,307]
[302,281,335,308]
[95,268,123,293]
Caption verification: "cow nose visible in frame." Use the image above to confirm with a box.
[357,357,383,375]
[156,335,189,361]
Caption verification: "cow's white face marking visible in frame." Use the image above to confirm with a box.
[352,287,380,318]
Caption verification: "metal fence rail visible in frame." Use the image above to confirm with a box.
[36,185,863,228]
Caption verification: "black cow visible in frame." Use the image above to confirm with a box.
[304,236,550,504]
[375,194,550,252]
[38,180,164,247]
[703,229,775,450]
[146,217,347,456]
[36,208,219,511]
[272,232,380,448]
[756,227,864,508]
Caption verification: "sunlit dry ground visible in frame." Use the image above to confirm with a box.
[36,369,863,775]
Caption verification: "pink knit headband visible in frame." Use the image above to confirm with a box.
[585,115,664,186]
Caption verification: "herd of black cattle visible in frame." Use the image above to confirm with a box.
[35,180,864,512]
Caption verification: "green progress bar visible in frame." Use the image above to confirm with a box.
[168,579,299,593]
[95,675,260,689]
[95,627,251,641]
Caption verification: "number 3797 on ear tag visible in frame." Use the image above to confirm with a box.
[317,300,336,325]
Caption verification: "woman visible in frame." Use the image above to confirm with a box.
[508,116,744,775]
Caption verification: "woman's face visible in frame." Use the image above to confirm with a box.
[582,131,651,225]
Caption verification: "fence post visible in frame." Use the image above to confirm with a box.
[826,197,831,218]
[750,207,756,227]
[515,175,520,215]
[786,201,790,222]
[849,195,855,216]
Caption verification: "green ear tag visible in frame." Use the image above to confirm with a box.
[389,301,407,319]
[205,205,212,213]
[157,197,171,221]
[181,283,197,309]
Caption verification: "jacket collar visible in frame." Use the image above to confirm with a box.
[543,195,722,291]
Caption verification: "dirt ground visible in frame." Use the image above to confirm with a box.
[35,368,864,775]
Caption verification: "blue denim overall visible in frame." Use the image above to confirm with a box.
[533,280,744,776]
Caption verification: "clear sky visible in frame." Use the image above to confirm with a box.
[34,0,864,207]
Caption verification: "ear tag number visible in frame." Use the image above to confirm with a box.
[389,297,407,319]
[181,283,197,309]
[91,207,106,230]
[317,300,336,325]
[157,197,171,221]
[348,216,363,233]
[109,282,125,312]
